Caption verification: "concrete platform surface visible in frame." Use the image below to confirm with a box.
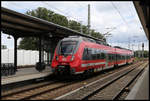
[126,65,149,100]
[1,66,52,85]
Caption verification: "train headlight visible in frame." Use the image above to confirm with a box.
[56,56,59,61]
[70,56,75,61]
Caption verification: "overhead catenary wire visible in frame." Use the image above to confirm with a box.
[111,2,130,29]
[43,2,80,22]
[110,2,133,49]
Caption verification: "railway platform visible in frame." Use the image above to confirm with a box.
[125,65,149,100]
[1,66,52,85]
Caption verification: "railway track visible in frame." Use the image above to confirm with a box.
[1,79,77,100]
[55,61,148,100]
[2,81,56,98]
[87,62,148,100]
[1,61,145,100]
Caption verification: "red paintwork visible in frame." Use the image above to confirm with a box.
[51,39,134,74]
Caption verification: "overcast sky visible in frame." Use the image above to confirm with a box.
[1,1,149,51]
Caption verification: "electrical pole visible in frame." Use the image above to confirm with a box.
[87,4,91,35]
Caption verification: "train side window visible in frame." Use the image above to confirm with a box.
[118,54,120,60]
[87,48,92,60]
[109,54,111,61]
[94,49,97,60]
[111,54,112,61]
[116,54,118,60]
[82,48,88,60]
[95,49,98,60]
[111,54,113,61]
[91,48,94,60]
[114,54,116,60]
[101,52,105,59]
[108,54,111,60]
[97,49,99,60]
[112,54,114,60]
[97,50,100,59]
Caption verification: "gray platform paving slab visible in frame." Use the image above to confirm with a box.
[1,66,52,85]
[125,65,149,100]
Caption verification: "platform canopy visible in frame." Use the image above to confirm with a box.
[1,7,104,42]
[133,1,149,40]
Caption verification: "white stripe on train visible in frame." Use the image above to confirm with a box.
[81,62,106,67]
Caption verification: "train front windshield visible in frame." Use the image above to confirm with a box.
[59,41,77,55]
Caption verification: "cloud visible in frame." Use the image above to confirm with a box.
[1,1,149,50]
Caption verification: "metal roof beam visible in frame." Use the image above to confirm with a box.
[2,22,43,33]
[1,14,52,31]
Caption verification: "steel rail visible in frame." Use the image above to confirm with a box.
[54,62,142,100]
[2,80,57,98]
[20,81,78,100]
[82,66,137,100]
[112,63,148,100]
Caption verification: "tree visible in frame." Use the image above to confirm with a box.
[18,7,106,50]
[134,50,149,58]
[1,45,7,49]
[18,37,38,50]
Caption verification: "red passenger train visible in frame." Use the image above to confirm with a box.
[51,36,134,75]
